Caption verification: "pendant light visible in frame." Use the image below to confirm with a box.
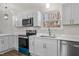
[4,4,8,20]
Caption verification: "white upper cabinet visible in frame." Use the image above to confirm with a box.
[62,3,79,25]
[33,11,42,27]
[62,4,72,25]
[72,4,79,24]
[15,14,23,27]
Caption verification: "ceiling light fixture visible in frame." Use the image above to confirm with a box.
[0,3,9,20]
[46,3,50,9]
[4,14,8,19]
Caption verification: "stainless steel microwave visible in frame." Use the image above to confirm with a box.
[22,17,33,27]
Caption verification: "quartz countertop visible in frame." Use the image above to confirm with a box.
[30,34,79,42]
[0,34,18,36]
[54,35,79,42]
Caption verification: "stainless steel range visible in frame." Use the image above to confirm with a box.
[18,30,36,55]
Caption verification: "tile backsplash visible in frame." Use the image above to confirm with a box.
[37,25,79,36]
[62,25,79,35]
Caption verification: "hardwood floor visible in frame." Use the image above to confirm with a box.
[0,50,26,56]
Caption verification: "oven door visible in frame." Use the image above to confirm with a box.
[19,37,29,49]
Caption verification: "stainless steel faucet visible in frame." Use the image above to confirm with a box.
[48,28,51,36]
[48,28,56,38]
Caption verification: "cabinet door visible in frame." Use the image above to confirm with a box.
[3,36,9,51]
[0,38,4,52]
[43,39,58,56]
[72,4,79,24]
[16,15,22,27]
[13,36,18,51]
[62,4,72,25]
[0,37,9,52]
[8,35,15,49]
[34,37,44,56]
[33,11,42,27]
[29,36,35,55]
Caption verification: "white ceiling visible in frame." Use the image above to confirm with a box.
[13,3,45,9]
[7,3,46,11]
[0,3,63,14]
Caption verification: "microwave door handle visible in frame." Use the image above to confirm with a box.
[31,18,33,26]
[72,45,79,48]
[30,18,31,23]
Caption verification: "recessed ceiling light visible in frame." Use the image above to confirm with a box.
[46,3,50,9]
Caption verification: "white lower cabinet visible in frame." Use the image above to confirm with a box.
[0,38,5,52]
[3,36,9,51]
[8,35,15,49]
[0,35,18,52]
[34,38,45,56]
[29,36,35,55]
[0,36,9,52]
[29,36,58,56]
[44,39,58,56]
[13,36,18,51]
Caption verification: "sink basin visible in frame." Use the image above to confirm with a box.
[40,35,50,37]
[37,33,56,38]
[50,36,56,38]
[40,35,56,38]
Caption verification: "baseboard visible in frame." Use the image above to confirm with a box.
[30,53,38,56]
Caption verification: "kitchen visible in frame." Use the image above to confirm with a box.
[0,3,79,56]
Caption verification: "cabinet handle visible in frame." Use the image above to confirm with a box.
[44,44,46,48]
[43,44,46,48]
[43,44,44,48]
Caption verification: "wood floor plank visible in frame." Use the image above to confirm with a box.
[0,50,26,56]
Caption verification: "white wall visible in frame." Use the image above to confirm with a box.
[63,25,79,35]
[0,7,14,34]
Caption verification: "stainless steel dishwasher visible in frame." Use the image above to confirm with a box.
[60,40,79,56]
